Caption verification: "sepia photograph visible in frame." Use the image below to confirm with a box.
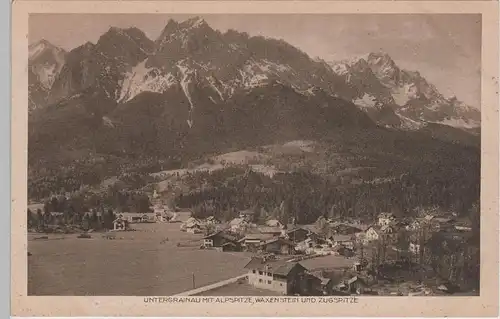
[24,12,486,298]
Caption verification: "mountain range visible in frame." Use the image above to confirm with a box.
[27,17,481,200]
[28,17,480,129]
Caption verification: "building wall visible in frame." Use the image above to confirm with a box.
[205,236,235,248]
[365,229,379,241]
[204,239,214,247]
[187,227,201,234]
[247,270,288,294]
[263,242,281,254]
[409,242,420,254]
[378,218,392,226]
[281,244,292,255]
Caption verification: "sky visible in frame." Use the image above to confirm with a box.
[29,14,482,107]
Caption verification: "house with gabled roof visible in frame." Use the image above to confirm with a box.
[364,226,382,243]
[265,219,284,228]
[180,216,203,232]
[112,216,129,231]
[229,217,248,232]
[377,212,396,226]
[330,234,356,249]
[244,257,308,295]
[239,233,275,251]
[259,237,295,255]
[202,231,241,251]
[238,209,256,222]
[205,216,221,225]
[257,226,285,237]
[330,223,363,235]
[286,226,320,243]
[333,275,367,295]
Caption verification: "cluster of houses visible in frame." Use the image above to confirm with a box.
[111,204,188,231]
[358,211,473,254]
[92,196,473,296]
[243,255,369,296]
[184,209,474,258]
[195,213,335,255]
[186,209,474,296]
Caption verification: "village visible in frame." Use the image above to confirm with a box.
[27,187,477,297]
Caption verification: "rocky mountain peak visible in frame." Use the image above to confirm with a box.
[29,39,66,61]
[28,39,67,93]
[155,16,215,51]
[366,51,399,81]
[180,16,208,29]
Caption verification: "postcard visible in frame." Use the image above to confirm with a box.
[11,0,499,317]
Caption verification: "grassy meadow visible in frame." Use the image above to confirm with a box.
[28,223,251,296]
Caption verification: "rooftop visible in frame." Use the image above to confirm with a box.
[331,234,354,242]
[244,257,306,276]
[230,218,246,226]
[300,255,356,271]
[260,237,294,246]
[240,233,276,241]
[257,226,283,234]
[203,231,240,242]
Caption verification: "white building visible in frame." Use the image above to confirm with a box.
[377,213,396,227]
[244,257,308,295]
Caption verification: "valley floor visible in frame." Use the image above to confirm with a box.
[27,223,252,296]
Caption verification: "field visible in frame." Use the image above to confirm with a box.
[28,223,252,296]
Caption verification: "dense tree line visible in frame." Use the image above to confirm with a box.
[28,155,181,200]
[27,188,152,232]
[174,164,479,224]
[27,206,117,232]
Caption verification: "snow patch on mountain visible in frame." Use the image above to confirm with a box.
[177,61,196,128]
[391,84,418,106]
[118,60,177,102]
[177,63,195,110]
[29,40,66,91]
[259,59,292,73]
[437,118,480,129]
[238,59,292,89]
[353,93,378,109]
[206,76,225,101]
[395,111,426,130]
[33,64,59,90]
[29,42,48,60]
[240,62,269,88]
[329,54,370,76]
[330,63,349,76]
[28,40,64,61]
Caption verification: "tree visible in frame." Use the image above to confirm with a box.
[43,201,50,214]
[82,214,90,231]
[315,216,330,237]
[90,210,99,229]
[36,209,43,229]
[103,209,115,230]
[51,197,60,212]
[27,209,33,229]
[43,211,53,226]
